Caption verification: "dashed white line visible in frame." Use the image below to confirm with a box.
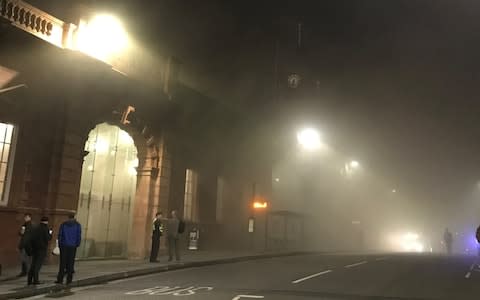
[22,295,45,300]
[375,257,388,261]
[292,270,333,284]
[345,261,368,268]
[466,259,479,279]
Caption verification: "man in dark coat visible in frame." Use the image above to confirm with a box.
[17,213,33,277]
[27,216,52,285]
[167,210,182,262]
[444,228,453,255]
[150,212,164,262]
[55,213,81,285]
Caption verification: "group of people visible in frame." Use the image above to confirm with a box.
[149,210,185,263]
[17,209,183,285]
[17,213,81,286]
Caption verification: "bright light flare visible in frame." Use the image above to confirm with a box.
[297,128,323,151]
[253,202,268,209]
[404,232,419,240]
[94,138,109,154]
[76,14,129,62]
[350,160,360,169]
[388,232,425,253]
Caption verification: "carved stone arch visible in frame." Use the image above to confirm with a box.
[75,107,169,258]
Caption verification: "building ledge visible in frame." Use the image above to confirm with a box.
[0,0,74,48]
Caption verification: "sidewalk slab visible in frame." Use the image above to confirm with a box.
[0,251,310,300]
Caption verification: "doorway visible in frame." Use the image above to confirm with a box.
[77,123,138,258]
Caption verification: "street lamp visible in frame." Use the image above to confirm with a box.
[349,160,360,169]
[76,14,129,63]
[296,127,323,151]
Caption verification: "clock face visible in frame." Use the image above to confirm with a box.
[288,74,301,88]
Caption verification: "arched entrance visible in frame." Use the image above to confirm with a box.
[77,123,138,258]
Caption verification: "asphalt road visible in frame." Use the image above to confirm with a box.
[25,253,480,300]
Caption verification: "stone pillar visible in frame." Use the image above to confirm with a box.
[128,137,171,259]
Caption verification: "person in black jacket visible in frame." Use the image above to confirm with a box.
[17,213,33,277]
[27,216,52,285]
[150,212,164,262]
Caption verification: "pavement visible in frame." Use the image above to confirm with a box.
[11,253,480,300]
[0,250,309,300]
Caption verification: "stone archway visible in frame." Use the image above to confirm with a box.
[49,104,172,260]
[76,122,138,258]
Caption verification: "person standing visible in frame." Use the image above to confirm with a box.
[444,228,453,255]
[27,217,52,285]
[150,212,164,262]
[166,210,183,262]
[55,213,81,285]
[476,225,480,257]
[17,213,33,277]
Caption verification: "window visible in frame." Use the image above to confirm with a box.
[183,169,198,221]
[0,122,16,206]
[216,177,225,223]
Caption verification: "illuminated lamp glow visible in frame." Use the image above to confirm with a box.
[76,14,128,63]
[297,128,323,151]
[253,202,268,209]
[350,160,360,168]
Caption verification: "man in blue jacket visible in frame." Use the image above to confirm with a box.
[55,213,81,285]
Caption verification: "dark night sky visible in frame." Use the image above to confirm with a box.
[35,0,480,217]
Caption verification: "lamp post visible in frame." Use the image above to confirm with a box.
[250,186,269,251]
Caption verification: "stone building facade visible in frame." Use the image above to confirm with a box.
[0,0,271,266]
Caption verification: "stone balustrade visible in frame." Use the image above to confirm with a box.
[0,0,74,48]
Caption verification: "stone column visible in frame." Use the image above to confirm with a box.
[128,138,171,259]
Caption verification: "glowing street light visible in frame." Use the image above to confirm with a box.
[253,202,268,209]
[76,14,129,63]
[296,127,323,151]
[349,160,360,169]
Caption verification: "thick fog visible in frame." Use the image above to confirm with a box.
[271,137,480,255]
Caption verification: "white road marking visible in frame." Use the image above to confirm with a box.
[292,270,333,284]
[375,257,388,261]
[345,261,368,268]
[465,272,471,279]
[126,286,214,296]
[232,295,265,300]
[23,295,45,300]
